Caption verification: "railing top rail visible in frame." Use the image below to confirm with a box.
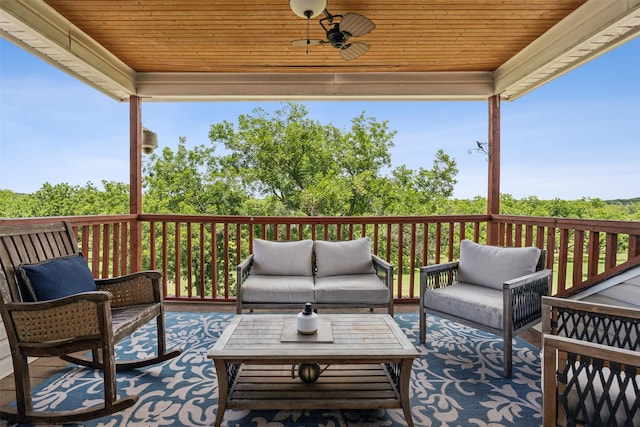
[0,214,137,227]
[493,214,640,234]
[138,213,490,225]
[3,214,636,234]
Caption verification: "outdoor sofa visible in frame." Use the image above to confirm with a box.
[236,237,393,315]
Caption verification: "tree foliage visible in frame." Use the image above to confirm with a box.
[208,102,458,216]
[0,181,129,217]
[143,137,247,215]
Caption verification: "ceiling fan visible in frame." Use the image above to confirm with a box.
[290,1,375,61]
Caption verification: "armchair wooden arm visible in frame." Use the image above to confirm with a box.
[5,291,112,353]
[419,261,459,290]
[419,261,459,342]
[504,269,552,331]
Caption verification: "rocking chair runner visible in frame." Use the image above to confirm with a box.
[0,221,182,424]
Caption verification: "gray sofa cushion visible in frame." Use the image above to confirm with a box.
[251,239,313,276]
[424,283,503,330]
[240,275,315,303]
[457,239,540,290]
[314,274,390,304]
[314,237,376,278]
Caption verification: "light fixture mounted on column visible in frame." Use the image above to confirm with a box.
[142,128,158,154]
[290,0,327,19]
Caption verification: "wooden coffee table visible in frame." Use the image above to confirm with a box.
[208,313,419,427]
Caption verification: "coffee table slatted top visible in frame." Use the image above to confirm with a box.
[209,314,418,360]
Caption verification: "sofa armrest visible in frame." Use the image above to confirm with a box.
[236,254,254,314]
[503,269,551,330]
[371,254,394,315]
[372,254,392,285]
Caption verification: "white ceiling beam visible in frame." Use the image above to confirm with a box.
[495,0,640,100]
[135,71,494,102]
[0,0,135,101]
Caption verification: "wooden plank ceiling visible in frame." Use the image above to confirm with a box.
[43,0,587,74]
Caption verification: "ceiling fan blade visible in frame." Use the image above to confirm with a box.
[340,42,369,61]
[292,39,325,47]
[339,13,375,37]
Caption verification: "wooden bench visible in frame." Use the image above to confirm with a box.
[0,220,182,424]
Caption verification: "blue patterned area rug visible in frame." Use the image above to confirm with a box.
[4,312,541,426]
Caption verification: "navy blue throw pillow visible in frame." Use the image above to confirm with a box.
[19,254,97,301]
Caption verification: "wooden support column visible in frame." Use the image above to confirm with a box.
[129,95,143,272]
[487,95,501,245]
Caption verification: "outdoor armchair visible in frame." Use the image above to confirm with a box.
[419,239,550,378]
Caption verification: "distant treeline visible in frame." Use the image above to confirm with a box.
[1,185,638,221]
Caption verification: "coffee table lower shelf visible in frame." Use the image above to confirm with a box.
[217,362,411,425]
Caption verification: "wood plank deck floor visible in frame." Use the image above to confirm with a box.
[0,302,541,409]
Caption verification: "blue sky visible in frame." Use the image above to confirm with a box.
[1,37,638,200]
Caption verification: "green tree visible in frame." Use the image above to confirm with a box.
[29,181,128,216]
[0,189,34,218]
[209,103,400,216]
[385,150,459,215]
[143,137,248,215]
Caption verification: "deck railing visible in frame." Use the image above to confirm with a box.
[2,214,639,302]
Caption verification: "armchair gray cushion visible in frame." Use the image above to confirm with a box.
[251,239,313,276]
[457,239,541,289]
[424,283,503,330]
[314,237,376,278]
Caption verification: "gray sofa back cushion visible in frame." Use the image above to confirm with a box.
[314,237,376,278]
[251,239,314,276]
[457,239,540,290]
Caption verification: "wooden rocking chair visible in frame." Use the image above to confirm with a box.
[0,221,182,424]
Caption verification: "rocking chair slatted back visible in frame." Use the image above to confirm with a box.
[0,221,79,303]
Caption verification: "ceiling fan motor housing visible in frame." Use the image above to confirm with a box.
[327,26,349,48]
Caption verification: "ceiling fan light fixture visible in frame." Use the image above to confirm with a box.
[290,0,327,19]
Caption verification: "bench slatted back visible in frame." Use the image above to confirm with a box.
[0,221,79,303]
